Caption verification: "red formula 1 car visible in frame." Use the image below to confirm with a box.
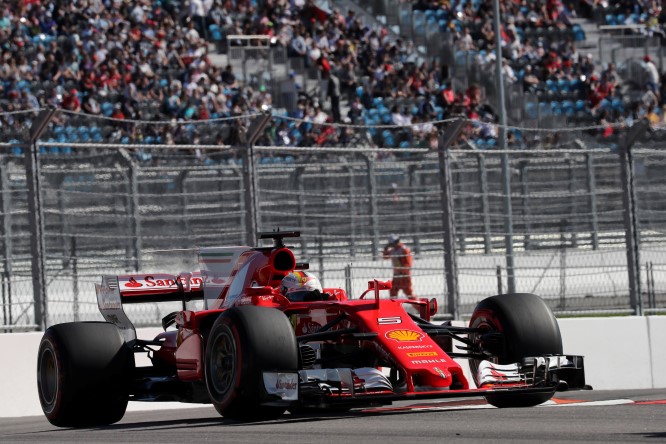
[37,231,587,427]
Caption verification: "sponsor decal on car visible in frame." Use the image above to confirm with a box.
[378,316,402,325]
[411,358,448,365]
[119,274,204,292]
[238,296,253,305]
[406,351,439,357]
[263,372,298,401]
[385,329,424,342]
[397,344,434,350]
[96,284,122,310]
[299,321,322,335]
[124,277,142,288]
[434,367,448,379]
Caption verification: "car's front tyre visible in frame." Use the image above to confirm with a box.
[469,293,563,408]
[205,306,298,421]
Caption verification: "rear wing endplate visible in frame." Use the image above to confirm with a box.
[95,275,137,343]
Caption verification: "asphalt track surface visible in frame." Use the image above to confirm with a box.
[2,389,665,444]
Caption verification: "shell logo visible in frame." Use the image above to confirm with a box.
[385,329,424,342]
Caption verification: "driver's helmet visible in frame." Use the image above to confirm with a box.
[280,271,323,302]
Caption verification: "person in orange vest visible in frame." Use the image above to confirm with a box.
[382,234,415,299]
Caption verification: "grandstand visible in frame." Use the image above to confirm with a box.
[0,0,665,152]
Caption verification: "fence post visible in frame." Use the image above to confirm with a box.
[619,120,648,315]
[408,164,421,255]
[318,224,324,287]
[477,152,491,254]
[176,171,190,237]
[241,112,272,247]
[295,166,307,257]
[0,158,12,330]
[500,152,516,294]
[27,108,57,330]
[586,153,599,250]
[345,263,352,299]
[348,166,356,258]
[0,156,14,325]
[119,149,142,272]
[518,161,532,251]
[567,158,578,248]
[438,119,465,319]
[363,154,379,260]
[559,219,567,309]
[71,236,79,322]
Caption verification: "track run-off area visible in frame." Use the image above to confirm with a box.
[2,389,664,444]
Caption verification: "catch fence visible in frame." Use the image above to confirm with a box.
[1,110,665,331]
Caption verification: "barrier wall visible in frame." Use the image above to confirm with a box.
[3,317,665,418]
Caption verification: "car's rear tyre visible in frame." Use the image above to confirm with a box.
[205,306,298,421]
[37,322,135,427]
[469,293,562,408]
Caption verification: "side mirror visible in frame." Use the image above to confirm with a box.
[368,280,392,291]
[429,298,438,317]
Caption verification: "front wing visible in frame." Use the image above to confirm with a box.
[262,354,586,407]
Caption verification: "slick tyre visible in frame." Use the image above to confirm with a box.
[469,293,563,408]
[205,306,298,421]
[37,322,135,427]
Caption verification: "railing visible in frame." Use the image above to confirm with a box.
[0,112,664,331]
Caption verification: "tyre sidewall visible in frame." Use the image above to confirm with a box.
[204,315,244,410]
[37,333,65,418]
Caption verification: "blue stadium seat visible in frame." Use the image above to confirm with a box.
[561,100,574,116]
[575,100,586,112]
[611,98,624,112]
[525,102,538,119]
[101,102,114,117]
[539,101,552,117]
[551,101,562,115]
[573,24,586,41]
[546,79,557,92]
[558,79,571,92]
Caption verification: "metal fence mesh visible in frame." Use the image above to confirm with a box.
[1,110,665,330]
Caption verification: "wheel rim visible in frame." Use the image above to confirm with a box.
[210,328,237,396]
[38,346,58,408]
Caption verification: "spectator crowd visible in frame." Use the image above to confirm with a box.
[0,0,665,157]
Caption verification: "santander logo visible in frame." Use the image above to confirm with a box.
[124,277,142,288]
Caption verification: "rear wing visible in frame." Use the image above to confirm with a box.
[95,272,204,343]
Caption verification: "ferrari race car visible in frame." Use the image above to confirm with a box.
[37,231,587,427]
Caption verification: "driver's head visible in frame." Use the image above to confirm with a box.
[280,271,323,302]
